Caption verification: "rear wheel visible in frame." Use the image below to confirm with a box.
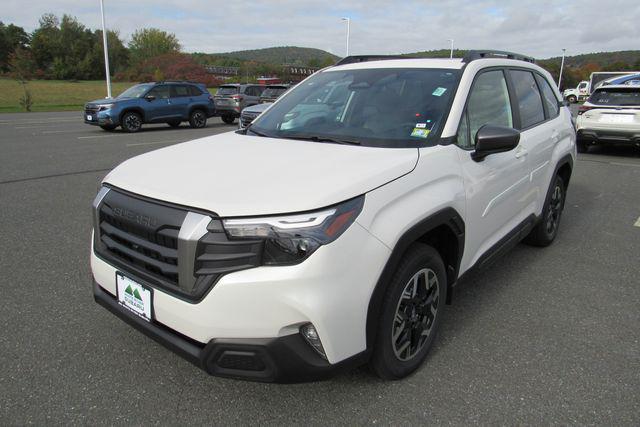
[121,111,142,133]
[189,110,207,128]
[524,175,565,247]
[370,244,446,380]
[167,120,181,128]
[221,114,235,124]
[566,95,577,103]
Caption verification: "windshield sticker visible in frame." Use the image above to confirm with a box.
[411,128,431,139]
[432,87,447,96]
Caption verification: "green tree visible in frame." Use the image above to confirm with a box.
[0,21,30,71]
[128,28,180,64]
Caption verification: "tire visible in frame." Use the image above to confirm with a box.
[567,95,577,104]
[221,114,235,125]
[189,110,207,128]
[167,120,181,128]
[524,174,565,247]
[576,138,588,153]
[121,111,142,133]
[99,124,117,131]
[370,243,447,380]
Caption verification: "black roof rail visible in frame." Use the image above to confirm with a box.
[335,55,414,66]
[462,50,535,64]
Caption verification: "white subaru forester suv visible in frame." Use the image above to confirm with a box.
[91,51,576,382]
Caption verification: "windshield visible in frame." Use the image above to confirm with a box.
[217,86,239,96]
[589,88,640,106]
[262,87,288,97]
[249,68,460,147]
[117,83,154,99]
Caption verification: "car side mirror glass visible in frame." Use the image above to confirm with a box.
[145,95,156,102]
[471,125,520,162]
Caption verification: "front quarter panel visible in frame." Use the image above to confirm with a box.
[357,145,466,258]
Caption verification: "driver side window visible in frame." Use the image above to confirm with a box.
[457,70,513,149]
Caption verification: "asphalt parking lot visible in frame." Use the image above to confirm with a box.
[1,111,639,425]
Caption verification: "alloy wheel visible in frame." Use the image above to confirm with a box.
[192,111,205,127]
[392,268,439,361]
[546,183,563,235]
[125,114,141,132]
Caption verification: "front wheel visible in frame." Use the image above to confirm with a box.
[566,95,577,104]
[121,111,142,133]
[524,174,565,247]
[221,114,235,124]
[370,244,447,380]
[189,110,207,128]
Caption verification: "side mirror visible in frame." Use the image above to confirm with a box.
[471,125,520,162]
[145,95,156,102]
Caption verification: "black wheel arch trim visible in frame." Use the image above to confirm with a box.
[365,207,465,351]
[119,107,146,124]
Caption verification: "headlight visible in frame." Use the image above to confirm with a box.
[222,196,364,265]
[99,104,115,111]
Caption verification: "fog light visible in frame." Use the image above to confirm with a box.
[300,323,326,360]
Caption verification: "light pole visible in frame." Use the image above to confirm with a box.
[341,17,350,57]
[448,39,454,58]
[100,0,112,98]
[558,48,566,89]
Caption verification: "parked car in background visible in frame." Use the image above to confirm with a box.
[563,72,640,103]
[576,85,640,152]
[214,84,266,124]
[259,84,291,103]
[239,102,271,129]
[84,81,216,132]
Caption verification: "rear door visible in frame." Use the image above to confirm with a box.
[456,68,533,270]
[169,84,193,119]
[507,69,556,214]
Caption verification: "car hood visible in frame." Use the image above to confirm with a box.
[87,98,127,106]
[102,132,419,217]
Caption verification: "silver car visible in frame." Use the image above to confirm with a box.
[214,84,265,124]
[238,102,271,129]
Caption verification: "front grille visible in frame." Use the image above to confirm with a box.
[95,189,187,290]
[240,113,258,128]
[94,188,264,302]
[85,104,100,115]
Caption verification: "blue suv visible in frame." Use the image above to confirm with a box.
[84,81,216,132]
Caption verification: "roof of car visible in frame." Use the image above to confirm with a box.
[593,84,640,91]
[329,58,466,71]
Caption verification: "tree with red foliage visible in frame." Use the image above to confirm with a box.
[123,52,221,87]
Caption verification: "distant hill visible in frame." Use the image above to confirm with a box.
[207,46,339,67]
[539,50,640,70]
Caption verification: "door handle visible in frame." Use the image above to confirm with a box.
[515,147,528,159]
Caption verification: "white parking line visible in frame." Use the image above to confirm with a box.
[41,129,88,134]
[635,217,640,227]
[126,140,182,147]
[77,134,119,139]
[0,118,78,125]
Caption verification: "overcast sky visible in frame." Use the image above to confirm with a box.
[3,0,639,59]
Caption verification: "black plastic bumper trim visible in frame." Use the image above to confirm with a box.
[93,281,367,383]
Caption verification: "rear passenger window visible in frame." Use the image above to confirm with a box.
[458,70,513,149]
[535,75,560,118]
[510,70,545,128]
[171,85,190,98]
[189,85,203,96]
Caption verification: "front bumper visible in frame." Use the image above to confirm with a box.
[84,110,118,126]
[94,281,366,382]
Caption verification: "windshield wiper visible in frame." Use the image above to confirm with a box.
[283,134,361,146]
[245,126,271,138]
